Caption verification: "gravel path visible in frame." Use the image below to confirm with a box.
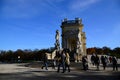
[0,61,120,80]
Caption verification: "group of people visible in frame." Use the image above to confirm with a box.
[41,52,118,72]
[90,54,101,70]
[90,54,118,71]
[56,49,70,73]
[82,54,101,71]
[41,49,71,73]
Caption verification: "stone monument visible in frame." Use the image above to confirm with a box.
[61,18,87,62]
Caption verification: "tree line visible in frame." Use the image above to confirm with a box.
[0,47,55,63]
[0,46,120,62]
[87,46,120,58]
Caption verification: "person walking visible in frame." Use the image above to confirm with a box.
[101,55,107,70]
[112,56,118,71]
[109,56,112,63]
[57,50,66,73]
[94,54,100,70]
[91,54,96,67]
[65,50,70,72]
[41,53,48,70]
[82,56,88,71]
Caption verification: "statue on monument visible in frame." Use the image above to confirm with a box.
[76,30,81,53]
[55,30,60,51]
[76,30,82,62]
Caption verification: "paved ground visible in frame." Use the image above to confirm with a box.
[0,61,120,80]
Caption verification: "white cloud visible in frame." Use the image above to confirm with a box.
[1,0,63,18]
[70,0,100,11]
[0,0,101,19]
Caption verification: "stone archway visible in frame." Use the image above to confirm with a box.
[61,18,87,62]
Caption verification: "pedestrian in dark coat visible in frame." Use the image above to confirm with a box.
[91,54,96,66]
[112,56,118,71]
[94,55,100,70]
[101,55,107,70]
[82,56,88,71]
[41,53,48,70]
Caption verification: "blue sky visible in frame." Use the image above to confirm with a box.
[0,0,120,50]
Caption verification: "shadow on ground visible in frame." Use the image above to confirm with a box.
[0,71,120,80]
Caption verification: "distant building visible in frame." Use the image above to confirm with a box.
[61,18,87,61]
